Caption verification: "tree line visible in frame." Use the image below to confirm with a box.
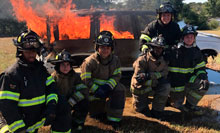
[0,0,219,37]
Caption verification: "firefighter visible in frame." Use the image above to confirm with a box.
[139,2,181,54]
[80,31,126,128]
[0,30,71,133]
[168,25,209,115]
[131,35,170,120]
[50,50,89,131]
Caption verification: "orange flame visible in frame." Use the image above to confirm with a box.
[10,0,134,43]
[99,14,134,39]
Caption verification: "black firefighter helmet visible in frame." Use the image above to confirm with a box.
[14,30,43,52]
[156,2,175,14]
[50,49,75,65]
[182,25,198,37]
[94,30,115,51]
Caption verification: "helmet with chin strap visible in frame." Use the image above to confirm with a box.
[94,30,114,51]
[13,30,43,57]
[156,2,175,14]
[182,25,198,37]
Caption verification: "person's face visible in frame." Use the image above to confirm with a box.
[59,62,71,74]
[22,50,37,62]
[184,34,195,46]
[153,46,164,56]
[161,13,172,25]
[98,45,112,59]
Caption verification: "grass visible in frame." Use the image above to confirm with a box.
[1,37,220,132]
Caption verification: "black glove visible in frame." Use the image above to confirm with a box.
[94,84,113,98]
[199,79,209,91]
[44,103,56,126]
[135,73,150,84]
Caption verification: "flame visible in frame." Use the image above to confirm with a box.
[99,14,134,39]
[10,0,134,43]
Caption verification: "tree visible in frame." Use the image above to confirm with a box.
[205,0,220,17]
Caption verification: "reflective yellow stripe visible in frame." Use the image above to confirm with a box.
[75,83,87,90]
[140,34,151,42]
[141,44,149,52]
[169,67,194,74]
[195,61,206,69]
[0,125,10,133]
[90,84,99,93]
[0,91,20,101]
[145,80,152,86]
[18,95,45,107]
[107,116,121,122]
[108,78,117,88]
[46,76,55,86]
[130,86,152,95]
[189,75,197,83]
[196,70,206,76]
[171,86,185,92]
[189,90,202,100]
[26,118,46,132]
[52,129,71,133]
[189,70,207,83]
[46,93,58,104]
[113,68,121,75]
[74,91,84,101]
[9,120,25,132]
[94,79,106,85]
[80,72,91,80]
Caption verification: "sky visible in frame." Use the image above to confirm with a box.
[183,0,208,4]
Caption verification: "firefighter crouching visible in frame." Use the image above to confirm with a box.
[80,31,126,128]
[139,2,181,54]
[50,50,89,131]
[131,35,170,120]
[0,30,71,133]
[167,25,209,115]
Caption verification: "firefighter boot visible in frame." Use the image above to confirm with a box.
[150,109,167,121]
[181,101,204,116]
[108,121,121,130]
[140,106,151,117]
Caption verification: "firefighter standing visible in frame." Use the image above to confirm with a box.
[168,25,209,115]
[80,31,126,128]
[139,2,181,53]
[131,36,170,120]
[50,50,89,131]
[0,30,71,133]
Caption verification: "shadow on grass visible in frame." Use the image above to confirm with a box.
[162,106,220,131]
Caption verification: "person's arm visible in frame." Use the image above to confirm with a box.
[0,73,26,132]
[68,73,88,106]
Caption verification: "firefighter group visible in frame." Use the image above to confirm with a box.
[0,2,211,133]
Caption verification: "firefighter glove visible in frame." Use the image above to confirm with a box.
[94,84,113,98]
[44,103,56,126]
[68,97,77,107]
[136,73,150,84]
[199,79,209,91]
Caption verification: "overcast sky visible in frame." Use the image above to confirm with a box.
[183,0,208,4]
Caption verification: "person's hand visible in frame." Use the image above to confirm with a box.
[135,73,150,84]
[68,97,77,107]
[94,84,113,98]
[199,79,209,91]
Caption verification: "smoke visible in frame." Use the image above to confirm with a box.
[0,0,14,19]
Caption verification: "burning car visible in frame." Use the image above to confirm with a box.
[46,9,155,68]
